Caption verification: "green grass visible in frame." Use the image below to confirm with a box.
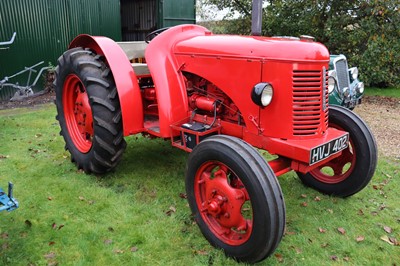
[0,104,399,265]
[365,87,400,98]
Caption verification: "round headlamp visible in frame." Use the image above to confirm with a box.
[350,67,358,80]
[327,77,336,93]
[356,82,364,94]
[251,83,274,107]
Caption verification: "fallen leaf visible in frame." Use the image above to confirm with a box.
[0,233,9,239]
[52,223,57,230]
[379,204,386,210]
[383,226,392,234]
[301,202,308,207]
[78,196,85,201]
[0,155,8,159]
[327,209,334,214]
[337,227,346,235]
[384,173,392,178]
[48,197,53,201]
[49,241,56,246]
[104,239,113,245]
[130,246,138,252]
[195,250,208,255]
[179,193,187,199]
[380,235,395,246]
[300,194,307,198]
[321,243,329,248]
[330,255,338,261]
[356,236,365,242]
[274,253,284,263]
[318,227,327,233]
[357,209,364,216]
[389,237,399,246]
[285,231,296,236]
[88,200,95,205]
[113,249,124,254]
[314,196,321,201]
[165,206,176,216]
[58,224,64,230]
[343,257,350,262]
[44,252,56,259]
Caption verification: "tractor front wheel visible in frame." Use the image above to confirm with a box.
[186,135,285,263]
[297,105,377,197]
[55,47,126,174]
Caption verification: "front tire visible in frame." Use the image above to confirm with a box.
[186,135,285,263]
[55,47,126,174]
[298,105,377,197]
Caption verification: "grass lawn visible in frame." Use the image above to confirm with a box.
[365,87,400,98]
[0,104,399,265]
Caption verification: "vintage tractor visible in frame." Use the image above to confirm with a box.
[54,24,377,263]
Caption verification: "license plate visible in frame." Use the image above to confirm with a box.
[310,133,349,165]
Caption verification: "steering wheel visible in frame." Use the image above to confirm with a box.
[145,27,170,43]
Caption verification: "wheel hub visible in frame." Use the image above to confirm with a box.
[63,74,93,153]
[195,163,252,245]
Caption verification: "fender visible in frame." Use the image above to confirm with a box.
[145,25,210,137]
[69,35,144,136]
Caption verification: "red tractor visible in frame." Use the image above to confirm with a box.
[54,24,377,262]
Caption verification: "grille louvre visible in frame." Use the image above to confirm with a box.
[335,59,350,90]
[292,69,328,136]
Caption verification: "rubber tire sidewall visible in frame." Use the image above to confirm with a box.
[55,48,125,174]
[186,135,285,263]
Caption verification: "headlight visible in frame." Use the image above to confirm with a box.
[356,82,364,94]
[328,77,336,93]
[328,70,337,79]
[349,67,358,80]
[251,83,274,107]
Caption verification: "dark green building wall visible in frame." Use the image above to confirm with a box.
[0,0,121,87]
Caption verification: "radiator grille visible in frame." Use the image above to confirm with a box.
[335,58,350,90]
[292,69,328,136]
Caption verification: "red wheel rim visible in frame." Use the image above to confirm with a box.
[62,74,93,153]
[309,127,356,184]
[194,161,253,245]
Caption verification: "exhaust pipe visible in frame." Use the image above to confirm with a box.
[251,0,263,36]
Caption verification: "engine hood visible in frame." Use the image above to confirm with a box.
[174,34,330,62]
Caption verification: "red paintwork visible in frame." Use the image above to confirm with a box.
[63,74,93,153]
[69,35,144,136]
[308,125,356,183]
[71,24,349,176]
[194,161,252,245]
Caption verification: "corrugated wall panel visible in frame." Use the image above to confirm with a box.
[0,0,121,99]
[121,0,157,41]
[162,0,195,27]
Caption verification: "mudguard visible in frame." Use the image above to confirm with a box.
[69,35,144,136]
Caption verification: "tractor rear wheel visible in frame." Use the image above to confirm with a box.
[297,105,377,197]
[185,135,285,263]
[55,47,126,174]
